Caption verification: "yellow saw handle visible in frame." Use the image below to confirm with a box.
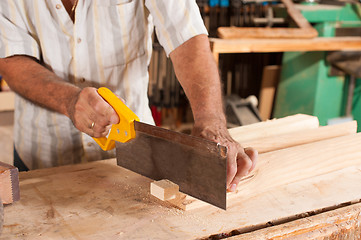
[93,87,140,151]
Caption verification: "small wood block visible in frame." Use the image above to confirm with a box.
[0,161,20,204]
[150,179,179,201]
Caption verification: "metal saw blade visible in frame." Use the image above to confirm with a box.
[116,121,228,209]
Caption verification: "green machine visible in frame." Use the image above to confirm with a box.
[273,2,361,131]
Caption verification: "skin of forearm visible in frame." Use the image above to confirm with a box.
[0,55,81,118]
[170,34,226,125]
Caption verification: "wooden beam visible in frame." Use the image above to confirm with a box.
[210,37,361,54]
[0,162,20,204]
[243,121,357,154]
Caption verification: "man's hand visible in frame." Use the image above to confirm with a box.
[67,87,119,138]
[0,56,119,138]
[192,119,258,192]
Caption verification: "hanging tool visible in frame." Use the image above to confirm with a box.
[209,0,219,36]
[93,88,228,209]
[220,0,230,27]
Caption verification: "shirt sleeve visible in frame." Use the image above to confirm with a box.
[0,0,40,59]
[145,0,208,56]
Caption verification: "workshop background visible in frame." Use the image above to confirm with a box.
[1,0,361,165]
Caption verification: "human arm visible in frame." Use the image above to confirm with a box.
[0,55,118,137]
[169,34,258,191]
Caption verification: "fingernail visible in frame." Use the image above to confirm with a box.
[230,184,237,192]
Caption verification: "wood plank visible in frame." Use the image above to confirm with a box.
[2,160,361,239]
[243,121,357,153]
[210,37,361,54]
[229,201,361,240]
[169,133,361,210]
[0,162,20,204]
[228,114,319,143]
[218,27,318,39]
[258,65,281,120]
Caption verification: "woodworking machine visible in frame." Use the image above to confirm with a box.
[273,0,361,131]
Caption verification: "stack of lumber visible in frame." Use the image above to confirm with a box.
[1,114,361,239]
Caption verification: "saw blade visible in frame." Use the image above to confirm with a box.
[116,121,228,209]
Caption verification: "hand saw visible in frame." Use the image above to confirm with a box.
[93,87,227,209]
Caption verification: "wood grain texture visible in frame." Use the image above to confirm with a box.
[0,162,19,204]
[2,160,361,239]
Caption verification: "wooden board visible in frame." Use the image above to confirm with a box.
[218,27,318,39]
[242,120,357,153]
[166,132,361,211]
[228,113,319,143]
[258,65,281,121]
[0,162,20,204]
[2,159,361,239]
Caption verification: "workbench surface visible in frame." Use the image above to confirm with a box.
[1,157,361,239]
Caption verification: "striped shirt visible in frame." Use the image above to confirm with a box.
[0,0,207,169]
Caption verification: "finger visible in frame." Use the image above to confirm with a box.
[94,91,119,125]
[228,149,253,191]
[226,144,238,188]
[245,147,258,173]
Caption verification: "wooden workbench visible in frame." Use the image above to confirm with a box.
[2,157,361,239]
[1,115,361,239]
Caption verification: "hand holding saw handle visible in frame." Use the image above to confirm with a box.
[93,87,139,151]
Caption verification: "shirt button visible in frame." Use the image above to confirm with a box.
[56,4,62,9]
[87,142,93,147]
[77,38,82,43]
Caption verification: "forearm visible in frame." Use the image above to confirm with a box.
[170,34,226,125]
[170,35,257,191]
[0,55,80,117]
